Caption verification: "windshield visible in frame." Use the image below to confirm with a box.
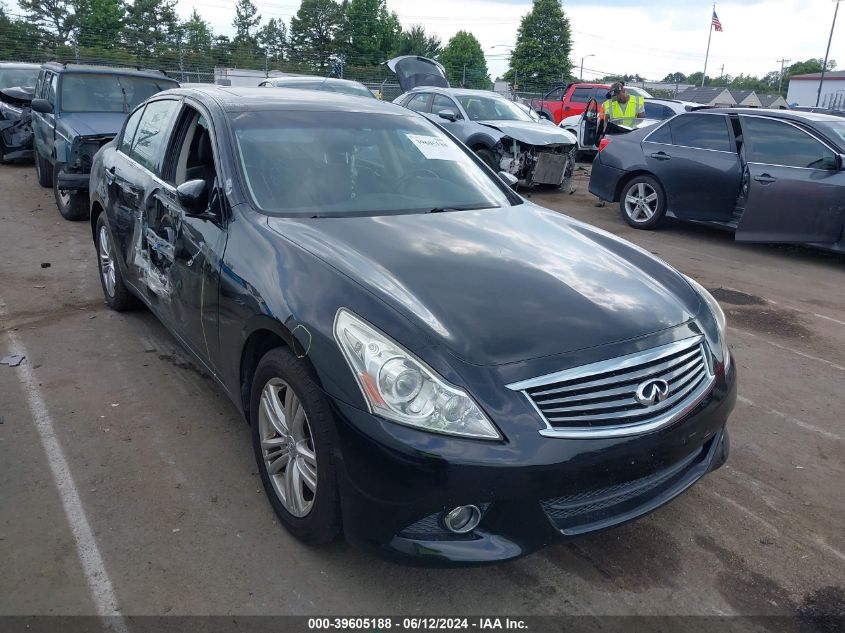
[456,95,533,122]
[60,73,176,113]
[0,68,39,89]
[817,121,845,146]
[231,111,513,216]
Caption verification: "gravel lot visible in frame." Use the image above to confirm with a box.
[1,160,843,620]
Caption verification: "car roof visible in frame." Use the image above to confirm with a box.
[0,62,41,69]
[405,87,510,98]
[162,85,411,114]
[264,76,367,88]
[707,107,845,123]
[41,62,176,81]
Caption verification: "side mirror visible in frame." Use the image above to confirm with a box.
[498,171,519,190]
[437,109,458,122]
[176,179,209,215]
[837,153,845,171]
[31,98,52,114]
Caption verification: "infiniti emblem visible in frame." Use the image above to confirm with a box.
[635,379,670,406]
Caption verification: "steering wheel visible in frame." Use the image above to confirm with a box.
[397,168,439,188]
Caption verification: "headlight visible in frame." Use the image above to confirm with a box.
[683,275,730,369]
[0,101,23,118]
[333,309,501,440]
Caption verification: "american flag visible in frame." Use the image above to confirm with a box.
[712,10,723,32]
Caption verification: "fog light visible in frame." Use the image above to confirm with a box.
[442,505,481,534]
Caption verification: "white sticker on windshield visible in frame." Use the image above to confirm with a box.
[405,134,464,161]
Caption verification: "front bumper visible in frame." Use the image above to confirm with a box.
[329,359,737,566]
[56,171,90,191]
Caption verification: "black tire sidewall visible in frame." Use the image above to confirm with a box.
[250,347,341,545]
[620,175,666,230]
[54,167,89,221]
[475,148,497,171]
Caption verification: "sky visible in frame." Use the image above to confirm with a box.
[12,0,844,81]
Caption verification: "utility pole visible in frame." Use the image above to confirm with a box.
[777,57,791,94]
[817,0,842,106]
[462,64,466,87]
[720,64,725,79]
[580,54,595,81]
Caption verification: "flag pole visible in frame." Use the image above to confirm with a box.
[702,3,714,87]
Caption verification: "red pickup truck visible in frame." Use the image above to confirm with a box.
[529,83,611,125]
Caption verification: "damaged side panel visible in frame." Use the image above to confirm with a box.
[0,90,34,161]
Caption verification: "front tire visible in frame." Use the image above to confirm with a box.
[35,152,54,188]
[250,347,341,545]
[475,148,497,171]
[620,175,666,229]
[95,214,138,311]
[54,167,89,221]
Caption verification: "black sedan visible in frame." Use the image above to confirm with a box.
[88,85,736,565]
[589,108,845,252]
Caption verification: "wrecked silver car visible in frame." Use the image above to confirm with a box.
[388,56,577,188]
[0,61,39,162]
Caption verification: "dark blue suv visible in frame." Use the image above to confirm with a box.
[30,62,177,220]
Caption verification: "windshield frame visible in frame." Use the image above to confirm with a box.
[815,120,845,150]
[58,72,177,113]
[227,109,522,218]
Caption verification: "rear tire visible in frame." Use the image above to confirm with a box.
[620,175,666,230]
[475,148,497,171]
[35,152,53,188]
[250,347,341,545]
[54,167,89,221]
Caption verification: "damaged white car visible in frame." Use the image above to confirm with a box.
[389,56,577,188]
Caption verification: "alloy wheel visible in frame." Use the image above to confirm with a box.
[258,378,318,518]
[98,225,116,297]
[624,182,659,222]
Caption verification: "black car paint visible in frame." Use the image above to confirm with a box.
[589,108,845,251]
[89,86,735,565]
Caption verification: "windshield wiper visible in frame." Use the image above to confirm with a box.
[426,205,491,213]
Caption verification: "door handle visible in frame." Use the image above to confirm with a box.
[650,152,671,161]
[105,166,115,184]
[753,174,776,184]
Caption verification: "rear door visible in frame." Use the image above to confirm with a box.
[32,70,57,161]
[564,86,594,119]
[736,115,845,243]
[642,113,742,222]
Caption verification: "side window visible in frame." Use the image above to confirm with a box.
[743,117,836,169]
[594,87,608,101]
[570,87,593,103]
[119,106,145,155]
[668,114,732,151]
[644,103,673,120]
[170,107,218,196]
[406,93,431,112]
[545,87,564,101]
[45,73,57,106]
[646,122,673,144]
[432,94,458,114]
[129,99,180,174]
[35,71,45,98]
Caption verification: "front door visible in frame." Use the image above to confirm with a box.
[736,115,845,244]
[581,98,600,149]
[32,71,57,160]
[642,113,741,222]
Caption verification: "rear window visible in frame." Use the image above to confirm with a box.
[665,113,732,151]
[60,73,176,113]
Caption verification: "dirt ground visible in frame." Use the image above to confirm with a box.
[1,160,843,621]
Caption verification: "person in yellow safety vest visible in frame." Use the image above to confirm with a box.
[600,81,645,129]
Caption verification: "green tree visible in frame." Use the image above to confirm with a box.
[123,0,179,60]
[335,0,400,65]
[439,30,489,88]
[662,72,687,83]
[233,0,260,46]
[397,24,441,58]
[288,0,342,67]
[787,58,836,77]
[505,0,572,92]
[75,0,124,50]
[182,9,213,60]
[17,0,76,43]
[0,5,47,60]
[258,18,287,62]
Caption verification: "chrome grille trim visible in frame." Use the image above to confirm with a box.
[507,336,715,439]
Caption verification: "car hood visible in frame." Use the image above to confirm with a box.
[386,56,450,92]
[0,86,34,105]
[478,119,576,146]
[57,112,127,137]
[267,204,701,366]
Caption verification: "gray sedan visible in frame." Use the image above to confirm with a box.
[589,108,845,252]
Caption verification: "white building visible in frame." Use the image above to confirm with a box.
[786,70,845,108]
[214,67,288,87]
